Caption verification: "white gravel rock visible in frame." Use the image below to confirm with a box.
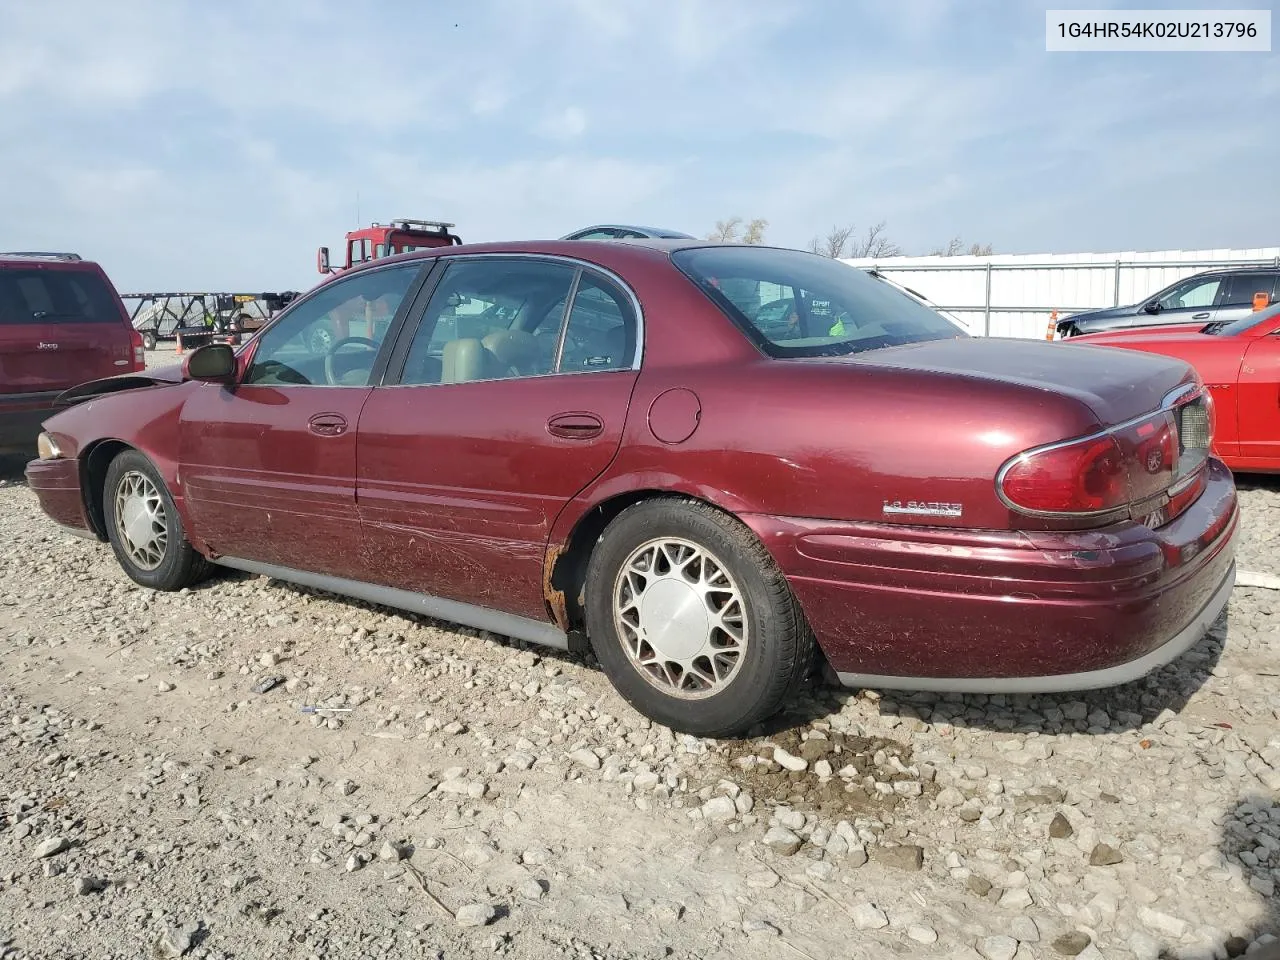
[743,918,780,936]
[773,747,808,772]
[977,935,1018,960]
[907,924,939,944]
[850,902,888,930]
[763,826,802,855]
[32,836,70,859]
[701,796,737,822]
[455,903,497,927]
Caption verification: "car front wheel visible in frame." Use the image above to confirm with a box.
[584,499,814,738]
[103,450,211,591]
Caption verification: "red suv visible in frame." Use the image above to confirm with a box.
[0,252,144,454]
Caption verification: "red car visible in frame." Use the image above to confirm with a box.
[1,252,145,455]
[25,241,1238,736]
[1068,304,1280,474]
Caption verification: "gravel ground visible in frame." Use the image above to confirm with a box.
[1,371,1279,959]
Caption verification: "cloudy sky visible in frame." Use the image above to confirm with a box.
[1,0,1276,292]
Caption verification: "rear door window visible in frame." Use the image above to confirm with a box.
[558,275,637,372]
[0,268,121,324]
[397,258,577,385]
[1219,273,1278,307]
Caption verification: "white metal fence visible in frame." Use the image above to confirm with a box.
[841,246,1280,339]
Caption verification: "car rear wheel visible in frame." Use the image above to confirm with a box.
[103,450,211,591]
[142,331,157,351]
[584,499,814,737]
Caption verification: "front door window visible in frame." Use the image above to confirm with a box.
[245,264,421,386]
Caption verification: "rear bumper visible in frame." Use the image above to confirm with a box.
[25,456,97,538]
[745,457,1239,691]
[0,391,61,452]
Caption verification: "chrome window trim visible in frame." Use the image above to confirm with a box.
[551,268,583,375]
[239,260,427,389]
[376,367,638,391]
[393,251,645,376]
[994,381,1207,520]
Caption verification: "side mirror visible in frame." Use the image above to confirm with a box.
[183,343,236,384]
[1142,300,1162,315]
[317,246,331,274]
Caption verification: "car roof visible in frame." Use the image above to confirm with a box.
[0,251,95,267]
[1183,265,1278,277]
[340,239,843,284]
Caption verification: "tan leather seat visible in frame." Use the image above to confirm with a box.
[442,338,501,383]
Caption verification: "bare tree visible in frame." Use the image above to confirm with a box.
[706,216,768,244]
[850,221,902,258]
[807,220,902,259]
[707,217,743,242]
[808,224,855,258]
[930,236,994,256]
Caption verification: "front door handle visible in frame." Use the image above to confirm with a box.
[1192,312,1210,319]
[547,412,604,440]
[308,413,348,437]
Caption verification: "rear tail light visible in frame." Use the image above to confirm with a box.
[1000,434,1130,516]
[129,329,146,369]
[998,388,1212,522]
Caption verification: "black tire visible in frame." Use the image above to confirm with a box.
[103,449,212,591]
[142,331,157,351]
[584,498,815,738]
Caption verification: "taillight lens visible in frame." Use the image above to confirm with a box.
[129,329,146,369]
[1000,434,1128,514]
[998,398,1206,520]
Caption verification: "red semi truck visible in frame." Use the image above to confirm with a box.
[316,218,462,275]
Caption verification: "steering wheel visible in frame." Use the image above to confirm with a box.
[324,336,378,385]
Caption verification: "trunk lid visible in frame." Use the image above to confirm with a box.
[845,336,1195,428]
[0,264,133,393]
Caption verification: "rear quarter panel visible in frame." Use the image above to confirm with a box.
[564,359,1102,535]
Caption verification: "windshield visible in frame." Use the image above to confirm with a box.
[672,246,966,358]
[0,268,121,325]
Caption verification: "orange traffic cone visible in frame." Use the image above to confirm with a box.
[1045,310,1058,340]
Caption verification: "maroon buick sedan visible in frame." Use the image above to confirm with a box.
[26,240,1238,736]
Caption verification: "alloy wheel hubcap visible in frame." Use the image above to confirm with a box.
[114,471,168,570]
[613,537,748,699]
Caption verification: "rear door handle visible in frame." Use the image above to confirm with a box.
[547,412,604,440]
[307,413,348,437]
[1192,312,1210,319]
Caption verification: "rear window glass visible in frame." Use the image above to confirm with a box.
[0,268,121,325]
[1219,273,1277,307]
[671,246,965,358]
